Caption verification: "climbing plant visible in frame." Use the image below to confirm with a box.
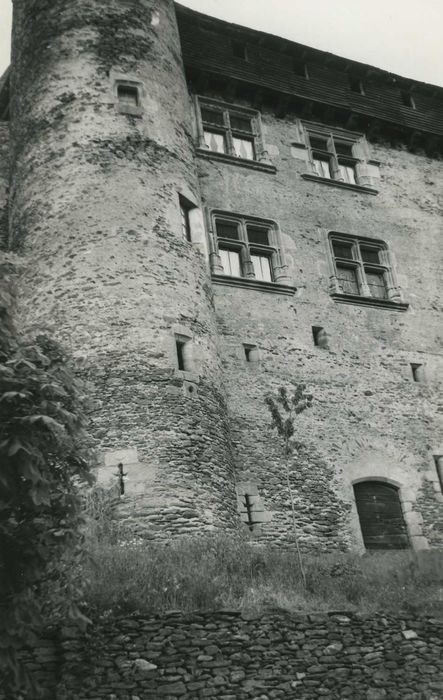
[0,262,95,692]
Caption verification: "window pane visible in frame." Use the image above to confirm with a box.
[335,140,354,157]
[233,137,255,160]
[201,107,224,126]
[365,270,387,299]
[310,136,328,151]
[251,254,272,282]
[204,129,226,153]
[219,248,241,277]
[247,226,269,245]
[230,114,253,132]
[338,163,356,184]
[313,157,331,178]
[360,247,380,264]
[336,265,359,294]
[216,221,240,240]
[117,85,139,107]
[332,241,353,259]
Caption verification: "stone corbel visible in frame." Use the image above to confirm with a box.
[204,208,224,275]
[329,274,341,295]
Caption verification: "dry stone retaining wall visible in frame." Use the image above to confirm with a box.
[4,610,443,699]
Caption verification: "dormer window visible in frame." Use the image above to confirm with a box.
[293,57,308,78]
[349,76,365,95]
[232,40,247,60]
[401,90,416,109]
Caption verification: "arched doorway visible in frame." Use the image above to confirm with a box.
[353,481,409,550]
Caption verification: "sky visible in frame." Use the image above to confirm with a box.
[1,0,443,87]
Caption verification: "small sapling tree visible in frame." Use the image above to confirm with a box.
[265,385,313,588]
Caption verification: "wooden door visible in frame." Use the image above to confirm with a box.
[354,481,409,550]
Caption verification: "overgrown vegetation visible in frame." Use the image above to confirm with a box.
[83,527,442,617]
[0,262,95,690]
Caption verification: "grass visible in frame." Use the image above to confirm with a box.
[82,534,443,617]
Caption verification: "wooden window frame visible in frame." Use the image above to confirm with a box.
[195,97,268,163]
[213,213,279,283]
[307,129,359,185]
[329,233,395,301]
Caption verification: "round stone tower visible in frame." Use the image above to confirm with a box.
[9,0,238,537]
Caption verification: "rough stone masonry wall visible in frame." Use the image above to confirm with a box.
[0,122,9,248]
[195,91,443,551]
[3,611,442,699]
[8,0,239,538]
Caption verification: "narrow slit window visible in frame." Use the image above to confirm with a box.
[312,326,329,349]
[237,484,269,531]
[411,363,424,382]
[244,494,255,531]
[179,198,192,241]
[434,456,443,494]
[117,84,139,109]
[176,339,186,371]
[243,344,259,362]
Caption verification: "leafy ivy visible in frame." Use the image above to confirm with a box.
[0,262,95,693]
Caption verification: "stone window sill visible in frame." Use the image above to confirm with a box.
[302,173,378,195]
[197,149,277,173]
[174,369,200,383]
[212,274,296,296]
[117,105,143,118]
[331,293,409,311]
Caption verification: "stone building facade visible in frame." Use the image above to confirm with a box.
[1,0,442,552]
